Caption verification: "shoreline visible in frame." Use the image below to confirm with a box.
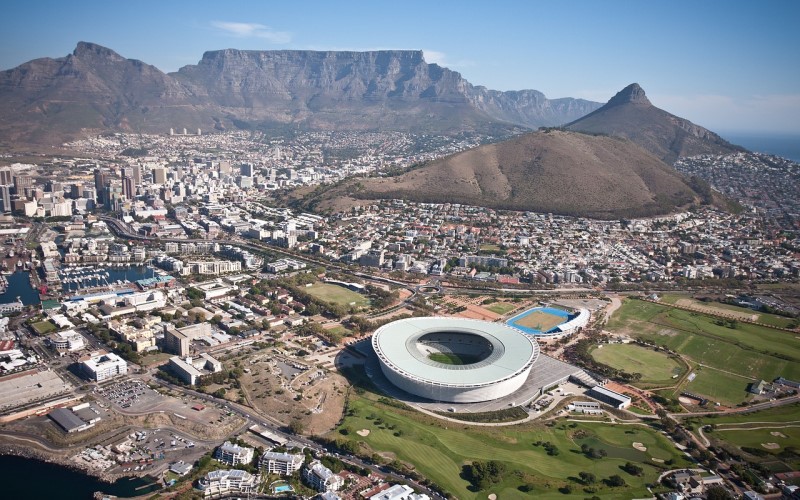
[0,443,158,486]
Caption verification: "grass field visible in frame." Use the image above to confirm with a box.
[656,294,796,329]
[30,320,56,335]
[485,302,517,315]
[605,299,800,404]
[711,426,800,469]
[696,403,800,426]
[589,344,684,385]
[334,394,689,499]
[683,367,753,406]
[427,352,482,365]
[305,282,371,308]
[515,311,566,332]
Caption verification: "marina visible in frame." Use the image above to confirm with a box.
[57,265,157,294]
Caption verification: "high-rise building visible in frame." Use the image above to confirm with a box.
[0,168,13,185]
[0,185,11,212]
[13,175,33,197]
[122,176,135,200]
[153,167,167,184]
[240,163,254,177]
[93,169,108,201]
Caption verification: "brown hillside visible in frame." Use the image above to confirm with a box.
[313,130,709,218]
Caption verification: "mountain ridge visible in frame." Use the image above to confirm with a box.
[0,42,602,144]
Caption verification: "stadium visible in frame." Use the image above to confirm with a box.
[371,317,540,403]
[506,306,590,338]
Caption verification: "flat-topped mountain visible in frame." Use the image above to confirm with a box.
[0,42,601,144]
[306,129,722,219]
[566,83,744,164]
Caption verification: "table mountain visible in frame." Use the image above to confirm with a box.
[0,42,601,144]
[565,83,744,164]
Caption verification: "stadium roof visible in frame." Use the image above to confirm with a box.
[372,317,538,387]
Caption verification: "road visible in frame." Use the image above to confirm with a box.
[671,394,800,418]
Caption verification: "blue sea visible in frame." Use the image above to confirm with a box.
[720,132,800,163]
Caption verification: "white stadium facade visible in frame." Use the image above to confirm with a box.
[371,317,540,403]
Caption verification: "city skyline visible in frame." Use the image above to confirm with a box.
[1,1,798,135]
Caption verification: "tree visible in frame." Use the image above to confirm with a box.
[622,462,643,476]
[705,485,735,500]
[289,419,305,435]
[579,471,596,484]
[606,475,626,487]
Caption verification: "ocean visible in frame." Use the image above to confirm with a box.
[719,132,800,163]
[0,455,159,498]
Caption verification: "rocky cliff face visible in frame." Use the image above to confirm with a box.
[0,42,601,143]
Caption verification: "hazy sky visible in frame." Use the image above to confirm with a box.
[2,0,799,133]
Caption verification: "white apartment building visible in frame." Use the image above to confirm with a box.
[198,469,258,497]
[80,352,128,381]
[259,451,304,476]
[214,441,254,466]
[304,460,343,492]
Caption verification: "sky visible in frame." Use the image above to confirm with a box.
[1,0,799,134]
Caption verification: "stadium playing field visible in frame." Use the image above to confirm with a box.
[305,282,370,307]
[507,307,570,334]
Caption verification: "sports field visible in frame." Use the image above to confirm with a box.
[684,367,752,406]
[485,301,517,315]
[334,393,689,499]
[305,282,370,307]
[589,344,684,385]
[508,307,570,334]
[605,299,800,404]
[31,320,57,335]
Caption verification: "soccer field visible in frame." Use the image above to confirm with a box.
[590,343,684,385]
[305,282,370,307]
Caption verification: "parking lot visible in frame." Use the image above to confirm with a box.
[97,378,162,410]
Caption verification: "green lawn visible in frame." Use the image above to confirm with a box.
[608,300,800,378]
[427,352,482,365]
[712,426,800,469]
[335,394,689,499]
[659,295,796,329]
[485,302,517,315]
[684,367,752,406]
[590,343,684,385]
[30,320,57,335]
[305,282,371,307]
[605,299,800,404]
[696,402,800,425]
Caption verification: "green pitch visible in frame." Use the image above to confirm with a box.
[590,343,684,385]
[305,282,370,307]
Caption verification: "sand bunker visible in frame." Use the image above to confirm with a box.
[678,397,694,404]
[356,429,370,437]
[652,458,665,463]
[632,442,647,452]
[488,494,497,500]
[770,431,788,438]
[762,442,780,450]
